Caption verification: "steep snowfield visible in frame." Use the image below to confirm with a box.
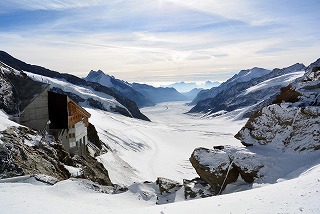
[0,110,18,131]
[228,67,272,83]
[244,70,305,95]
[90,102,245,185]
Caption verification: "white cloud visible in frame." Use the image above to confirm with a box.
[0,0,319,83]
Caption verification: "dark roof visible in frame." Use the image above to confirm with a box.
[8,75,49,112]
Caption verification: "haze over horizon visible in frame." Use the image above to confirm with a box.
[0,0,319,84]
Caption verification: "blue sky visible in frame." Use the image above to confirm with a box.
[0,0,319,84]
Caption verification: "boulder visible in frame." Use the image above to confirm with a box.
[189,147,238,193]
[189,147,266,193]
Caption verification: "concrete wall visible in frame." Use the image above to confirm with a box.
[19,89,49,131]
[59,120,88,156]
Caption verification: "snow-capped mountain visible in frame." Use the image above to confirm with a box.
[189,63,306,118]
[0,51,150,121]
[84,70,154,107]
[85,69,188,104]
[191,67,271,105]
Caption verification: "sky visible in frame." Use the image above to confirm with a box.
[0,0,319,84]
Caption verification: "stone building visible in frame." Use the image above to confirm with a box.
[48,91,91,156]
[9,75,90,156]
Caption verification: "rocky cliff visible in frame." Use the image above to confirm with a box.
[235,59,319,151]
[0,126,113,186]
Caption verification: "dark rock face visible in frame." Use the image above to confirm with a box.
[85,70,154,108]
[87,123,103,150]
[156,177,183,195]
[74,155,113,186]
[0,71,18,114]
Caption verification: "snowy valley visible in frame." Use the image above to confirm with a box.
[0,51,319,213]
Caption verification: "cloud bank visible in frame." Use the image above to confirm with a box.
[0,0,319,83]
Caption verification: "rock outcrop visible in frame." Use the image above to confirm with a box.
[235,58,320,152]
[0,126,113,186]
[190,147,264,193]
[0,65,18,114]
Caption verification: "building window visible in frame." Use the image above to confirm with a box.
[69,133,75,138]
[70,141,76,147]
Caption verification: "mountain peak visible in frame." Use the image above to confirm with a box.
[229,67,271,84]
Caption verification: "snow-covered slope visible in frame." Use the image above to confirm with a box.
[189,63,306,118]
[0,139,319,214]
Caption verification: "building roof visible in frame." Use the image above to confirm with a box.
[8,75,49,113]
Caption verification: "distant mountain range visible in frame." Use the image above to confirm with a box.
[85,70,188,104]
[164,81,221,93]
